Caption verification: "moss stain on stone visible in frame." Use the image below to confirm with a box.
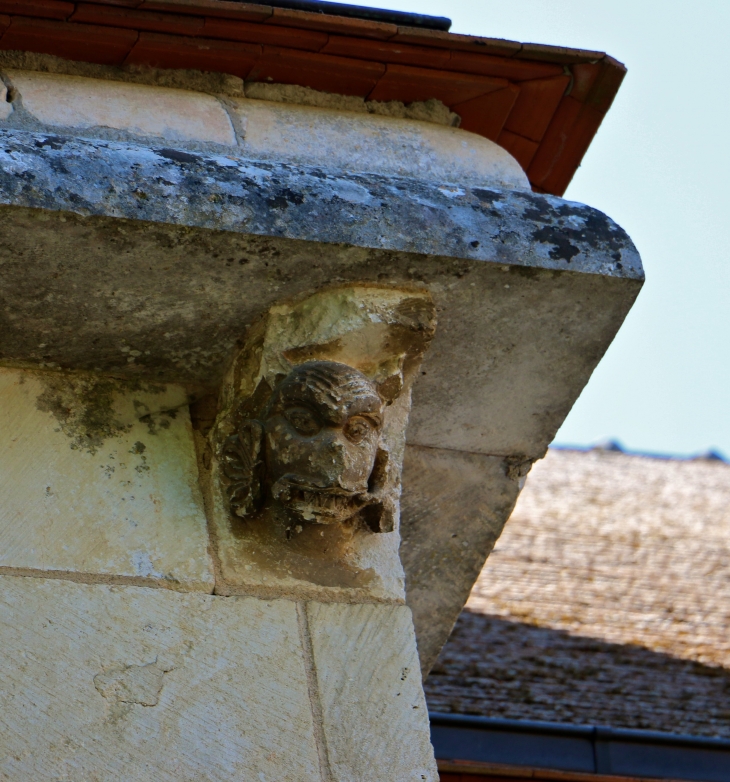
[140,411,174,435]
[36,374,133,455]
[35,373,172,455]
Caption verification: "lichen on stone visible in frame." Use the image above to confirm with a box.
[35,372,169,454]
[36,374,133,455]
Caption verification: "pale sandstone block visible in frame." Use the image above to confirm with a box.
[5,70,236,145]
[0,367,213,590]
[306,601,438,782]
[232,97,529,189]
[0,577,321,781]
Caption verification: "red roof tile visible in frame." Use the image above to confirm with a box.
[528,96,606,194]
[125,30,259,76]
[0,0,627,196]
[71,2,205,34]
[502,75,571,142]
[453,85,519,142]
[321,34,451,69]
[369,63,507,106]
[268,7,396,40]
[204,15,326,51]
[248,46,385,96]
[141,0,271,20]
[2,16,137,64]
[496,129,540,171]
[517,41,605,64]
[392,26,522,57]
[448,51,564,82]
[0,0,73,20]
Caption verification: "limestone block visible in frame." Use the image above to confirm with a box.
[5,70,236,145]
[399,445,523,676]
[232,97,529,190]
[0,576,321,781]
[306,601,438,782]
[0,367,214,591]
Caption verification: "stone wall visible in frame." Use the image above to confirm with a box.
[0,55,643,778]
[0,364,438,780]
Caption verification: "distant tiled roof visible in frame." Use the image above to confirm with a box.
[425,449,730,739]
[0,0,626,195]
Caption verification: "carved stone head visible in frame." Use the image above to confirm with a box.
[221,360,394,532]
[207,286,436,598]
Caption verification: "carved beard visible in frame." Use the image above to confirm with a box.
[220,422,395,533]
[219,360,399,533]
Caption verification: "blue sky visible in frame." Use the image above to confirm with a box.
[335,0,730,457]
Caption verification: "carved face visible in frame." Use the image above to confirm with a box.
[263,362,383,524]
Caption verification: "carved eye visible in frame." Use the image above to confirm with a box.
[344,416,375,443]
[284,407,321,437]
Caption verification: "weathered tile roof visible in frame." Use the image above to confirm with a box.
[0,0,626,195]
[425,448,730,738]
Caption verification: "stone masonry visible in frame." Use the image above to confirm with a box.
[0,27,642,779]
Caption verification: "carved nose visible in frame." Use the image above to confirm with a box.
[322,433,348,473]
[304,431,358,489]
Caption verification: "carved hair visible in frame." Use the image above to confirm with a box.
[269,361,381,424]
[220,419,264,518]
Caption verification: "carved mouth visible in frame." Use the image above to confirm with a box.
[272,477,365,523]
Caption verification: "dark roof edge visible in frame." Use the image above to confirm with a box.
[429,713,730,751]
[550,443,729,464]
[240,0,451,30]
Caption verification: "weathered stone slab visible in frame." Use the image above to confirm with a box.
[306,601,438,781]
[0,577,321,781]
[399,445,523,676]
[0,67,527,189]
[4,70,236,146]
[0,129,643,458]
[0,367,214,590]
[0,129,641,280]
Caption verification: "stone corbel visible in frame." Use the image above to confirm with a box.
[202,285,436,602]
